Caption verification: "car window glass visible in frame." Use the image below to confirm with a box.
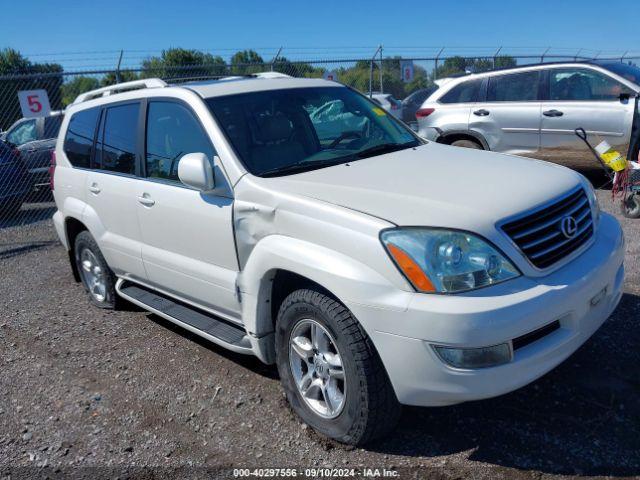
[7,120,37,145]
[439,80,480,104]
[145,101,214,183]
[310,99,370,144]
[63,108,100,168]
[44,116,63,138]
[549,68,629,101]
[487,71,540,102]
[96,103,139,175]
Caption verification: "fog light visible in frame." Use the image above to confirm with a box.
[433,343,512,369]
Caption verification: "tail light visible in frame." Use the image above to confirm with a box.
[49,150,57,191]
[390,103,399,110]
[416,108,435,119]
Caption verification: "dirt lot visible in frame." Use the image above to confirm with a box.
[0,189,639,479]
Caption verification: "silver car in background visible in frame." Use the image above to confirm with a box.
[370,93,404,119]
[417,61,640,168]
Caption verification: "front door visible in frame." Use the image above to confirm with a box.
[470,71,542,156]
[539,67,636,168]
[136,100,240,321]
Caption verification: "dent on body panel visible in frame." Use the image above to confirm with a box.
[234,199,277,267]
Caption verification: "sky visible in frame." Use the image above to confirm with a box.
[1,0,639,70]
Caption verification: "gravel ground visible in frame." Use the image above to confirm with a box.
[0,189,638,479]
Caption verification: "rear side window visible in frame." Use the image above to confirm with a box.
[487,71,540,102]
[439,80,480,104]
[95,103,140,175]
[145,101,214,183]
[63,108,100,168]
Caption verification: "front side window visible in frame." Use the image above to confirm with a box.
[95,103,139,175]
[439,80,480,104]
[487,71,540,102]
[206,87,418,177]
[7,119,37,146]
[145,101,215,183]
[549,68,631,101]
[63,108,100,168]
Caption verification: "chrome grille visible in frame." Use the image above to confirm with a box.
[501,188,594,269]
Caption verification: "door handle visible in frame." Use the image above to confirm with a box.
[88,183,101,194]
[137,194,155,207]
[543,109,564,117]
[473,109,490,116]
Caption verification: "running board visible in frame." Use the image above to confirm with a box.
[116,279,253,355]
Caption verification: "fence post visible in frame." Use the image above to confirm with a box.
[574,48,582,61]
[492,46,502,69]
[621,50,628,62]
[115,50,123,83]
[271,46,283,72]
[379,45,383,94]
[369,45,382,96]
[540,47,550,63]
[434,47,445,81]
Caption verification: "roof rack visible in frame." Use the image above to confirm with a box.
[73,78,167,104]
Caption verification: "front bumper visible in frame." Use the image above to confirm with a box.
[347,213,625,407]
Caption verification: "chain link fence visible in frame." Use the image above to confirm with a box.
[1,52,639,247]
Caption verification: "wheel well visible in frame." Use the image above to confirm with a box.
[269,270,337,329]
[65,217,87,282]
[438,133,484,149]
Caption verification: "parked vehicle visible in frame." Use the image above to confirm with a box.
[1,111,64,197]
[53,76,624,445]
[370,93,403,119]
[0,142,30,216]
[402,86,438,125]
[417,61,640,167]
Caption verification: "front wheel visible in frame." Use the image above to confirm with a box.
[450,139,482,149]
[275,289,400,445]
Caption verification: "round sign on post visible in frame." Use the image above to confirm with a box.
[18,89,52,118]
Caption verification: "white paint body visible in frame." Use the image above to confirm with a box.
[53,76,624,407]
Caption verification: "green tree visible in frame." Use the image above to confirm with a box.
[142,48,227,80]
[0,48,63,129]
[100,70,139,87]
[230,50,264,75]
[435,55,517,78]
[272,56,323,78]
[60,76,100,106]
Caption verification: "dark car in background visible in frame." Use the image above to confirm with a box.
[0,141,31,217]
[1,111,63,198]
[402,86,438,126]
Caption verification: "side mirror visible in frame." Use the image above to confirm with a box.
[619,92,633,102]
[178,152,215,192]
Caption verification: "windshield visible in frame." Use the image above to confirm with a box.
[206,86,420,177]
[600,62,640,87]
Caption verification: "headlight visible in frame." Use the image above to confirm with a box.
[584,181,601,225]
[381,228,520,293]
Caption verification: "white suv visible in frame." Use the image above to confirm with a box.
[52,75,624,445]
[417,61,640,167]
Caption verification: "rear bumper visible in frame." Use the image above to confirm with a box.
[347,213,625,406]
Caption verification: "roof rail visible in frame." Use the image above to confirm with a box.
[253,71,291,79]
[73,78,167,104]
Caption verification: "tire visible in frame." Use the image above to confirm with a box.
[621,193,640,219]
[74,231,121,309]
[450,139,482,149]
[275,289,400,445]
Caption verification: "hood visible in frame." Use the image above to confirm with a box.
[261,142,583,231]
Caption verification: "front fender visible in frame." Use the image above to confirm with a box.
[238,235,412,339]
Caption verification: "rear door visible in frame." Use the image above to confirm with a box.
[469,70,542,156]
[83,101,147,280]
[539,66,636,168]
[136,99,240,320]
[429,78,482,138]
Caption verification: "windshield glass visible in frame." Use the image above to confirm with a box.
[600,62,640,87]
[206,87,420,177]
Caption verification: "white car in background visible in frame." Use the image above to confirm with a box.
[52,75,624,446]
[370,93,403,119]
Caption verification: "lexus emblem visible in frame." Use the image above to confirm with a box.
[559,216,578,239]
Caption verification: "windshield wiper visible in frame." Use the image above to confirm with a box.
[259,159,344,178]
[354,141,417,160]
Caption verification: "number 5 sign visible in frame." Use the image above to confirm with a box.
[18,89,51,118]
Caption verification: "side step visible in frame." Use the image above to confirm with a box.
[116,280,253,355]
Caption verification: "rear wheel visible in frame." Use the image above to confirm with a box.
[450,138,482,149]
[74,231,121,309]
[621,192,640,218]
[275,289,400,445]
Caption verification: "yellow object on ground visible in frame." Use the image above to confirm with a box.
[595,141,628,172]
